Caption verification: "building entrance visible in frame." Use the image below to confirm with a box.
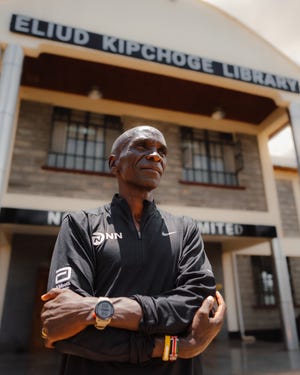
[0,234,55,352]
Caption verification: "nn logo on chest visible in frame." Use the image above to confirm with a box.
[92,231,123,246]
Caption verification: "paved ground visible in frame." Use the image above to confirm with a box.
[202,338,300,375]
[0,338,300,374]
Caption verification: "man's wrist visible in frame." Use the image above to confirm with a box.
[152,337,164,358]
[109,297,142,331]
[177,337,193,359]
[85,297,100,325]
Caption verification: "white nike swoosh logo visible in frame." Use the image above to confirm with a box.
[162,231,177,236]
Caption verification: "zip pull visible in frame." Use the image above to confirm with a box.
[137,231,141,239]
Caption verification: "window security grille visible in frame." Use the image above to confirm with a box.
[181,127,243,186]
[251,256,276,307]
[47,107,122,173]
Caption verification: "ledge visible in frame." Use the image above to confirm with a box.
[179,180,246,190]
[42,165,115,178]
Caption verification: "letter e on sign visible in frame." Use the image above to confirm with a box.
[14,15,31,33]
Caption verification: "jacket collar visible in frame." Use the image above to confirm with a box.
[110,193,157,221]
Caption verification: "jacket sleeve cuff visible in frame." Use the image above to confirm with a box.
[132,295,160,335]
[55,326,155,364]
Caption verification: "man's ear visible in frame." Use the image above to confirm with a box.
[109,154,118,175]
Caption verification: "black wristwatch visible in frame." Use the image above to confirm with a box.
[94,297,114,330]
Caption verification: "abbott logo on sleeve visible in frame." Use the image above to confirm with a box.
[55,267,72,285]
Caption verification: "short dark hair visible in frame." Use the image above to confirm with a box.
[110,125,164,157]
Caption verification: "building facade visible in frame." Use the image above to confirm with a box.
[0,0,300,353]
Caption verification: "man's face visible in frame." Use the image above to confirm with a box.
[112,127,167,191]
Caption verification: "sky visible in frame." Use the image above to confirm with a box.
[202,0,300,66]
[202,0,299,167]
[268,127,297,168]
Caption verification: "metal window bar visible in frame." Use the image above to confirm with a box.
[208,139,223,184]
[181,127,241,186]
[84,111,90,171]
[103,117,107,172]
[48,107,121,172]
[234,140,243,173]
[204,131,211,183]
[251,256,276,307]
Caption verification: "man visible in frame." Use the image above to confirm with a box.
[41,125,226,374]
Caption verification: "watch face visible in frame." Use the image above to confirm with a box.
[95,300,114,320]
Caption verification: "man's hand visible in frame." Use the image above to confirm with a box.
[179,291,226,358]
[41,288,96,348]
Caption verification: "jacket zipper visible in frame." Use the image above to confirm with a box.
[137,229,143,264]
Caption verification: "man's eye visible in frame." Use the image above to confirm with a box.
[136,144,146,150]
[134,142,147,150]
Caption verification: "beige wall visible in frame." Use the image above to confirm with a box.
[8,100,268,212]
[276,179,300,237]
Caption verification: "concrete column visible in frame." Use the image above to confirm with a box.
[0,231,11,329]
[289,102,300,175]
[231,253,246,338]
[0,44,24,206]
[271,238,299,350]
[222,251,239,333]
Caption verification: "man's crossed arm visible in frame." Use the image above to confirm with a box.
[41,288,226,360]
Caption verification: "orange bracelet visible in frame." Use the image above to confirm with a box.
[162,335,171,361]
[169,336,179,361]
[162,335,178,361]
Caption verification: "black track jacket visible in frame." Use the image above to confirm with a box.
[47,194,216,374]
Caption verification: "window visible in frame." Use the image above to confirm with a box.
[251,256,276,307]
[181,127,243,186]
[47,107,122,173]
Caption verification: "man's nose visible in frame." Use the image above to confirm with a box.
[146,150,161,162]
